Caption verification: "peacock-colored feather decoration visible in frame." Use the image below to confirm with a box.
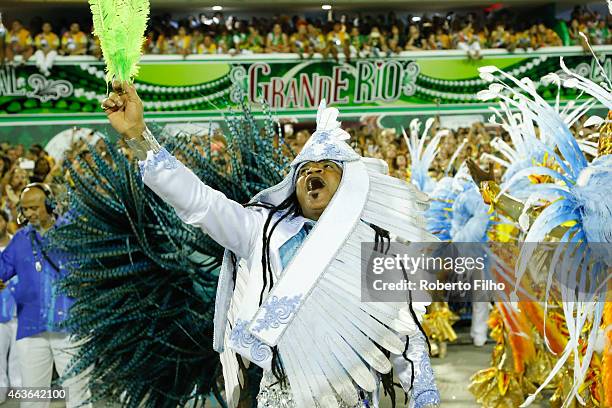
[89,0,149,83]
[49,94,290,407]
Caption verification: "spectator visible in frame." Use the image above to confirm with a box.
[173,26,191,56]
[25,145,42,162]
[306,23,326,56]
[536,23,562,47]
[569,18,586,46]
[0,158,9,181]
[365,26,387,57]
[588,19,610,45]
[0,14,6,64]
[197,34,217,54]
[265,23,289,53]
[156,30,169,54]
[33,22,59,76]
[456,24,481,59]
[216,27,234,54]
[191,28,204,54]
[348,26,365,57]
[89,34,102,58]
[231,24,248,54]
[394,154,408,179]
[5,20,33,64]
[3,167,28,234]
[489,23,510,49]
[434,26,451,49]
[404,24,422,50]
[245,25,264,53]
[290,21,313,58]
[14,145,24,160]
[144,29,158,54]
[5,148,19,168]
[326,22,350,62]
[61,23,87,55]
[387,24,404,54]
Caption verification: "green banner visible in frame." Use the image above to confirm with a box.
[0,46,610,142]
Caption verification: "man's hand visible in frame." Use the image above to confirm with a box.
[466,158,495,185]
[101,81,145,140]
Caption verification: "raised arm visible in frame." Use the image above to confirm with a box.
[102,82,263,259]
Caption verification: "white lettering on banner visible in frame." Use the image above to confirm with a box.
[245,60,419,109]
[0,66,26,96]
[0,66,73,102]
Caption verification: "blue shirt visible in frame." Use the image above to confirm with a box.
[0,222,74,339]
[0,276,17,323]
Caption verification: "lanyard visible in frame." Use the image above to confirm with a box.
[28,230,60,273]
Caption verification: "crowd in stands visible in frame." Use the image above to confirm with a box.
[286,119,501,179]
[285,113,598,180]
[0,142,61,234]
[0,4,610,67]
[0,108,600,236]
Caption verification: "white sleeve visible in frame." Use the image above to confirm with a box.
[139,147,263,260]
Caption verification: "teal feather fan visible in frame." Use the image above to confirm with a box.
[89,0,149,83]
[49,94,290,407]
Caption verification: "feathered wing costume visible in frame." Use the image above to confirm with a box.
[472,60,612,407]
[50,101,289,407]
[137,100,441,408]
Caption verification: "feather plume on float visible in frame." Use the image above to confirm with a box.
[477,64,612,408]
[402,118,449,194]
[89,0,150,83]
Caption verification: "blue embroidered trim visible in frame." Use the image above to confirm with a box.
[414,391,440,408]
[139,147,180,176]
[412,351,441,408]
[230,319,272,362]
[252,294,302,333]
[292,130,359,166]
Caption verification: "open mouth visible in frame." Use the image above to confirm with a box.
[306,176,326,198]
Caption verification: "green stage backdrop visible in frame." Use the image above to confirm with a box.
[0,46,610,144]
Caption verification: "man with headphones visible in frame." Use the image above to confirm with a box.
[0,183,91,408]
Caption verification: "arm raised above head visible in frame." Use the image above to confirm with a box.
[102,82,264,260]
[139,148,263,259]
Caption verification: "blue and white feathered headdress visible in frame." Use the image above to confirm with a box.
[250,100,360,206]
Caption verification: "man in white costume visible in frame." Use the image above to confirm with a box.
[102,83,441,408]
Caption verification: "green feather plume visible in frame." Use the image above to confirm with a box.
[89,0,149,83]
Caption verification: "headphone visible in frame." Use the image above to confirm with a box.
[17,182,57,225]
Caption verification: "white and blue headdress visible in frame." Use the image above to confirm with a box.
[250,100,360,206]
